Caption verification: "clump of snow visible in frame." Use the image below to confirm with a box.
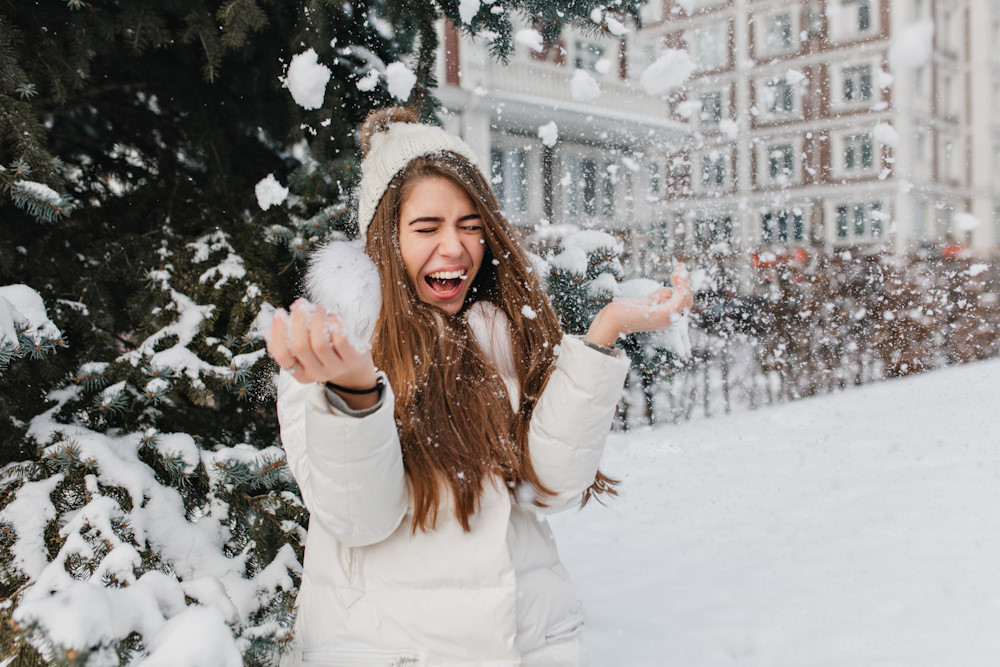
[785,68,807,86]
[969,263,988,277]
[954,213,981,231]
[640,49,697,97]
[385,62,417,102]
[590,7,604,23]
[876,69,894,90]
[719,119,739,140]
[521,305,537,320]
[0,283,62,346]
[570,69,602,103]
[562,229,624,256]
[873,122,899,149]
[515,29,544,53]
[588,273,622,298]
[606,15,629,36]
[538,121,559,147]
[255,174,288,211]
[616,278,693,357]
[888,21,934,71]
[675,100,702,119]
[458,0,481,24]
[595,58,612,75]
[15,180,62,207]
[549,247,589,276]
[622,157,640,173]
[356,69,380,92]
[283,49,331,110]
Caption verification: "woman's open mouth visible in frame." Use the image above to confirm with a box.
[424,269,468,299]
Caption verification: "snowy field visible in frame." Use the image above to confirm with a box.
[553,358,1000,666]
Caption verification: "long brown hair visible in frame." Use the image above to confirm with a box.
[361,107,615,532]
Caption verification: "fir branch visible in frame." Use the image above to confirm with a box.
[218,0,270,50]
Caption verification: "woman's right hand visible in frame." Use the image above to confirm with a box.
[266,298,380,408]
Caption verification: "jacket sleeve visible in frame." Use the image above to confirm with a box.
[527,335,631,511]
[276,370,408,547]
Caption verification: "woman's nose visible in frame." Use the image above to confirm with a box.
[437,225,463,257]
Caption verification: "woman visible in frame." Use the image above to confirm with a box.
[267,107,692,666]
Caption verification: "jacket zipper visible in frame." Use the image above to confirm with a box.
[544,613,585,643]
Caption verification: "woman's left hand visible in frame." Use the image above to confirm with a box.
[585,263,694,348]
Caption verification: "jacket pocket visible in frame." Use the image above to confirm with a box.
[543,612,584,644]
[301,649,423,667]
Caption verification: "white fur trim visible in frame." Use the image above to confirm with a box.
[356,122,487,239]
[305,241,381,345]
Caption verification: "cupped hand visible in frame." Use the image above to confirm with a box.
[266,298,379,397]
[585,264,694,348]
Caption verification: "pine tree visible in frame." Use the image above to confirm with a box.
[0,1,638,663]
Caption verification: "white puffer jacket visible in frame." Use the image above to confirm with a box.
[277,300,629,666]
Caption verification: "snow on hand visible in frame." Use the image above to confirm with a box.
[640,49,697,96]
[538,121,559,147]
[888,20,934,71]
[255,174,289,211]
[570,69,602,103]
[385,62,417,102]
[283,48,331,110]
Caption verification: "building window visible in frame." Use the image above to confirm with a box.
[766,78,795,114]
[768,144,795,179]
[648,162,661,195]
[564,153,616,219]
[699,91,723,126]
[836,202,884,240]
[574,40,605,74]
[835,0,873,37]
[695,216,732,248]
[844,133,874,170]
[762,210,804,243]
[942,74,954,116]
[491,146,527,214]
[764,12,795,51]
[842,64,873,102]
[701,152,726,187]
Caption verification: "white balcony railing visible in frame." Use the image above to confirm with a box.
[482,58,669,120]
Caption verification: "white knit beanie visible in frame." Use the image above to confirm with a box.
[356,121,486,240]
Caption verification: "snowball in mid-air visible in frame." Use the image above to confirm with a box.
[459,0,481,24]
[538,121,559,147]
[969,263,988,277]
[606,15,629,36]
[570,69,602,102]
[255,174,288,211]
[385,62,417,102]
[356,69,380,92]
[640,49,696,96]
[873,122,899,149]
[954,213,981,232]
[785,68,807,86]
[515,29,544,53]
[719,119,739,140]
[284,49,331,110]
[888,21,934,71]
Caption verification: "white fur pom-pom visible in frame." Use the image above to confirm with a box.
[305,241,382,345]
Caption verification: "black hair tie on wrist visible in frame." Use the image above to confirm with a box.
[325,378,384,395]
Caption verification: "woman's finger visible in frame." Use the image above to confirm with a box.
[288,299,324,376]
[310,309,343,370]
[266,309,297,368]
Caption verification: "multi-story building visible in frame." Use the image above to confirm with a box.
[433,14,687,274]
[641,0,1000,282]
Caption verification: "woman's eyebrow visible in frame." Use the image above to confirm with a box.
[407,212,481,225]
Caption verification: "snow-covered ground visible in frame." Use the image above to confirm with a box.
[554,358,1000,666]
